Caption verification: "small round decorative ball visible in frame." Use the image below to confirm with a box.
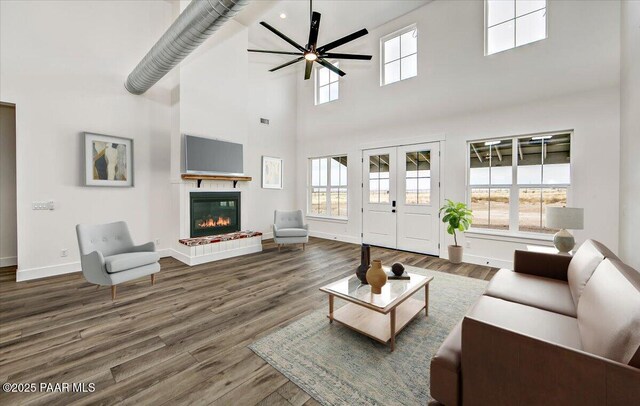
[391,262,405,276]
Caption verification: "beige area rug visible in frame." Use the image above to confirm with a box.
[249,269,488,406]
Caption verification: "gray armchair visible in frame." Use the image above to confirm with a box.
[76,221,160,300]
[273,210,309,251]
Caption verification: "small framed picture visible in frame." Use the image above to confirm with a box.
[262,156,283,189]
[84,132,134,187]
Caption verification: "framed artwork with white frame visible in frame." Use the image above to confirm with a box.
[262,156,283,189]
[84,132,134,187]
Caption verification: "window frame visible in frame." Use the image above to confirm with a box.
[380,24,418,86]
[307,155,349,219]
[315,61,340,105]
[484,0,548,56]
[466,131,572,238]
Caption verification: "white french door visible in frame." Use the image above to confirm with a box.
[362,143,440,255]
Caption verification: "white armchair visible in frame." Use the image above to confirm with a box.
[76,221,160,300]
[273,210,309,251]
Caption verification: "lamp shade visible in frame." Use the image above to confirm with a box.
[546,207,584,230]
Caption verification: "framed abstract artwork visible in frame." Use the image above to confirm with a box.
[262,156,282,189]
[84,132,134,187]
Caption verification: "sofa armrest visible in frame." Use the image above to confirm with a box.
[461,316,640,406]
[130,241,156,252]
[513,250,571,281]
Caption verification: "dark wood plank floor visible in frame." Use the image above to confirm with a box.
[0,238,497,405]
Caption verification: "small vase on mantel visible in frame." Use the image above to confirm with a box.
[356,244,371,284]
[366,259,387,294]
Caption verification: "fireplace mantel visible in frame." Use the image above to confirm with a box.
[181,174,252,188]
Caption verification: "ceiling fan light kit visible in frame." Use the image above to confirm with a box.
[248,0,372,80]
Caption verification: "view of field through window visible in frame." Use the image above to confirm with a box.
[310,156,348,217]
[469,133,571,234]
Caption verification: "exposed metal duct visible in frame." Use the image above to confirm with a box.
[125,0,249,95]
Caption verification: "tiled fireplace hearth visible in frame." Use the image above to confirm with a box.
[175,189,262,266]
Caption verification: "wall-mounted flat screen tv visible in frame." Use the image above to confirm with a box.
[182,135,244,175]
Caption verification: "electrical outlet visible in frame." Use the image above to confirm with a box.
[155,239,161,247]
[61,249,68,257]
[465,241,471,248]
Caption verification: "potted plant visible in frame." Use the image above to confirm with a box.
[439,199,473,264]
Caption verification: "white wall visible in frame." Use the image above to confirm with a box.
[295,0,622,267]
[0,0,175,280]
[174,19,298,245]
[620,0,640,269]
[0,104,17,267]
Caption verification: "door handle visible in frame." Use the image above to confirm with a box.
[392,200,396,207]
[392,209,396,213]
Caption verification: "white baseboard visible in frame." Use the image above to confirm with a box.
[0,256,17,267]
[17,261,81,282]
[462,254,512,269]
[309,230,360,245]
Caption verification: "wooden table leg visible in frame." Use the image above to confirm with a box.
[329,294,334,323]
[390,308,396,352]
[425,283,430,317]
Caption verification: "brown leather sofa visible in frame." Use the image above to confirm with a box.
[430,240,640,405]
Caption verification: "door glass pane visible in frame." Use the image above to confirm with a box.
[487,20,515,54]
[406,178,418,204]
[400,54,417,80]
[369,179,379,203]
[487,0,515,27]
[417,177,430,205]
[379,178,390,203]
[516,8,546,47]
[384,60,400,84]
[384,36,400,62]
[400,29,417,57]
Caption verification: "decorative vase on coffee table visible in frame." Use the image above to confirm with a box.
[366,259,387,294]
[356,244,371,284]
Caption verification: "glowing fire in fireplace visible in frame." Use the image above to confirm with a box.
[197,216,231,229]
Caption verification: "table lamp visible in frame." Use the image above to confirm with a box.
[546,207,584,253]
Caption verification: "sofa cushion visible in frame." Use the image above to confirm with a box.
[275,228,308,238]
[567,239,618,307]
[430,321,462,406]
[485,269,576,317]
[577,259,640,367]
[105,251,160,274]
[467,296,583,350]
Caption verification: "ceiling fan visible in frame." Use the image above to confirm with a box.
[247,0,372,80]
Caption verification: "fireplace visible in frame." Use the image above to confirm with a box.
[190,192,240,237]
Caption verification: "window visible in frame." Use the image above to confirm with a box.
[315,64,339,105]
[368,154,390,203]
[405,150,431,205]
[468,132,571,235]
[381,25,417,86]
[309,156,348,217]
[485,0,547,55]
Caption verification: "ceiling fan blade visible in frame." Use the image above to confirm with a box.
[317,58,346,77]
[248,49,302,56]
[317,28,369,53]
[308,11,321,50]
[260,21,306,52]
[304,60,313,80]
[269,57,304,72]
[322,53,372,60]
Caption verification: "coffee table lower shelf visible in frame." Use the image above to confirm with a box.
[330,298,425,349]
